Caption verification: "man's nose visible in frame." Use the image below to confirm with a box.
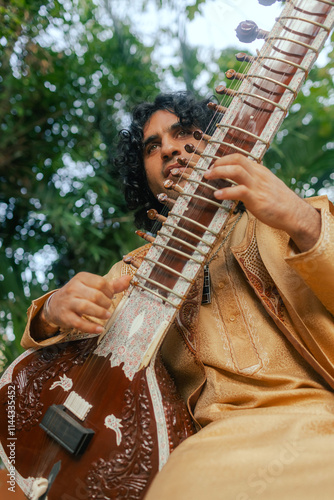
[161,139,181,160]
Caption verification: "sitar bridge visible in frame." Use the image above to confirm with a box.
[63,390,93,420]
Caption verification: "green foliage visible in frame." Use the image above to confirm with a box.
[186,0,207,21]
[0,0,159,369]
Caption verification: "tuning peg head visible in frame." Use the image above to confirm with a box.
[215,84,237,97]
[207,102,228,114]
[147,208,159,220]
[135,230,155,243]
[235,52,254,63]
[157,193,176,206]
[147,208,167,223]
[184,143,196,153]
[163,179,183,194]
[123,254,140,268]
[236,20,269,43]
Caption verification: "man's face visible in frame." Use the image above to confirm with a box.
[142,109,201,201]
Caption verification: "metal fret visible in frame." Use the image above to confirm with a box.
[203,146,259,162]
[267,36,319,53]
[163,222,214,245]
[201,152,224,161]
[278,16,331,32]
[193,165,207,172]
[235,91,287,111]
[179,190,231,209]
[153,242,203,265]
[135,272,184,299]
[246,74,297,95]
[158,230,208,256]
[132,280,179,308]
[185,177,217,191]
[216,124,268,145]
[144,256,194,283]
[257,54,308,72]
[170,212,219,236]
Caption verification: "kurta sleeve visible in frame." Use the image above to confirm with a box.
[242,197,334,388]
[285,205,334,316]
[21,260,124,350]
[21,291,68,350]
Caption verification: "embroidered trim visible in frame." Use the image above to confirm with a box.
[174,273,204,353]
[236,223,285,321]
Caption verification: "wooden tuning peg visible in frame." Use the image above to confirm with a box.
[236,20,269,43]
[235,52,255,63]
[123,254,140,269]
[157,193,176,205]
[225,69,245,81]
[163,179,184,194]
[170,168,191,181]
[184,142,204,156]
[147,209,167,223]
[207,102,228,114]
[215,85,237,97]
[176,156,197,168]
[184,143,196,154]
[193,130,212,142]
[135,230,155,243]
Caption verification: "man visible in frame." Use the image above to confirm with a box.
[22,92,334,499]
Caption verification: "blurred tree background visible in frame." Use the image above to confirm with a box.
[1,0,333,371]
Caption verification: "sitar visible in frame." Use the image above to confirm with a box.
[1,1,333,498]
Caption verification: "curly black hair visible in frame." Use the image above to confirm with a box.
[115,92,216,230]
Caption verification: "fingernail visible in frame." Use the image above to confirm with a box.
[96,326,104,333]
[106,311,111,318]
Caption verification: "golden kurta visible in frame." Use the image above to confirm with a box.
[21,196,334,499]
[146,197,334,500]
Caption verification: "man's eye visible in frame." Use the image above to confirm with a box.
[147,144,158,154]
[177,129,191,138]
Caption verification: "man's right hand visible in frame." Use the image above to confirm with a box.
[41,272,132,335]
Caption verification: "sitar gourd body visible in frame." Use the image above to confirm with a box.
[0,335,195,499]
